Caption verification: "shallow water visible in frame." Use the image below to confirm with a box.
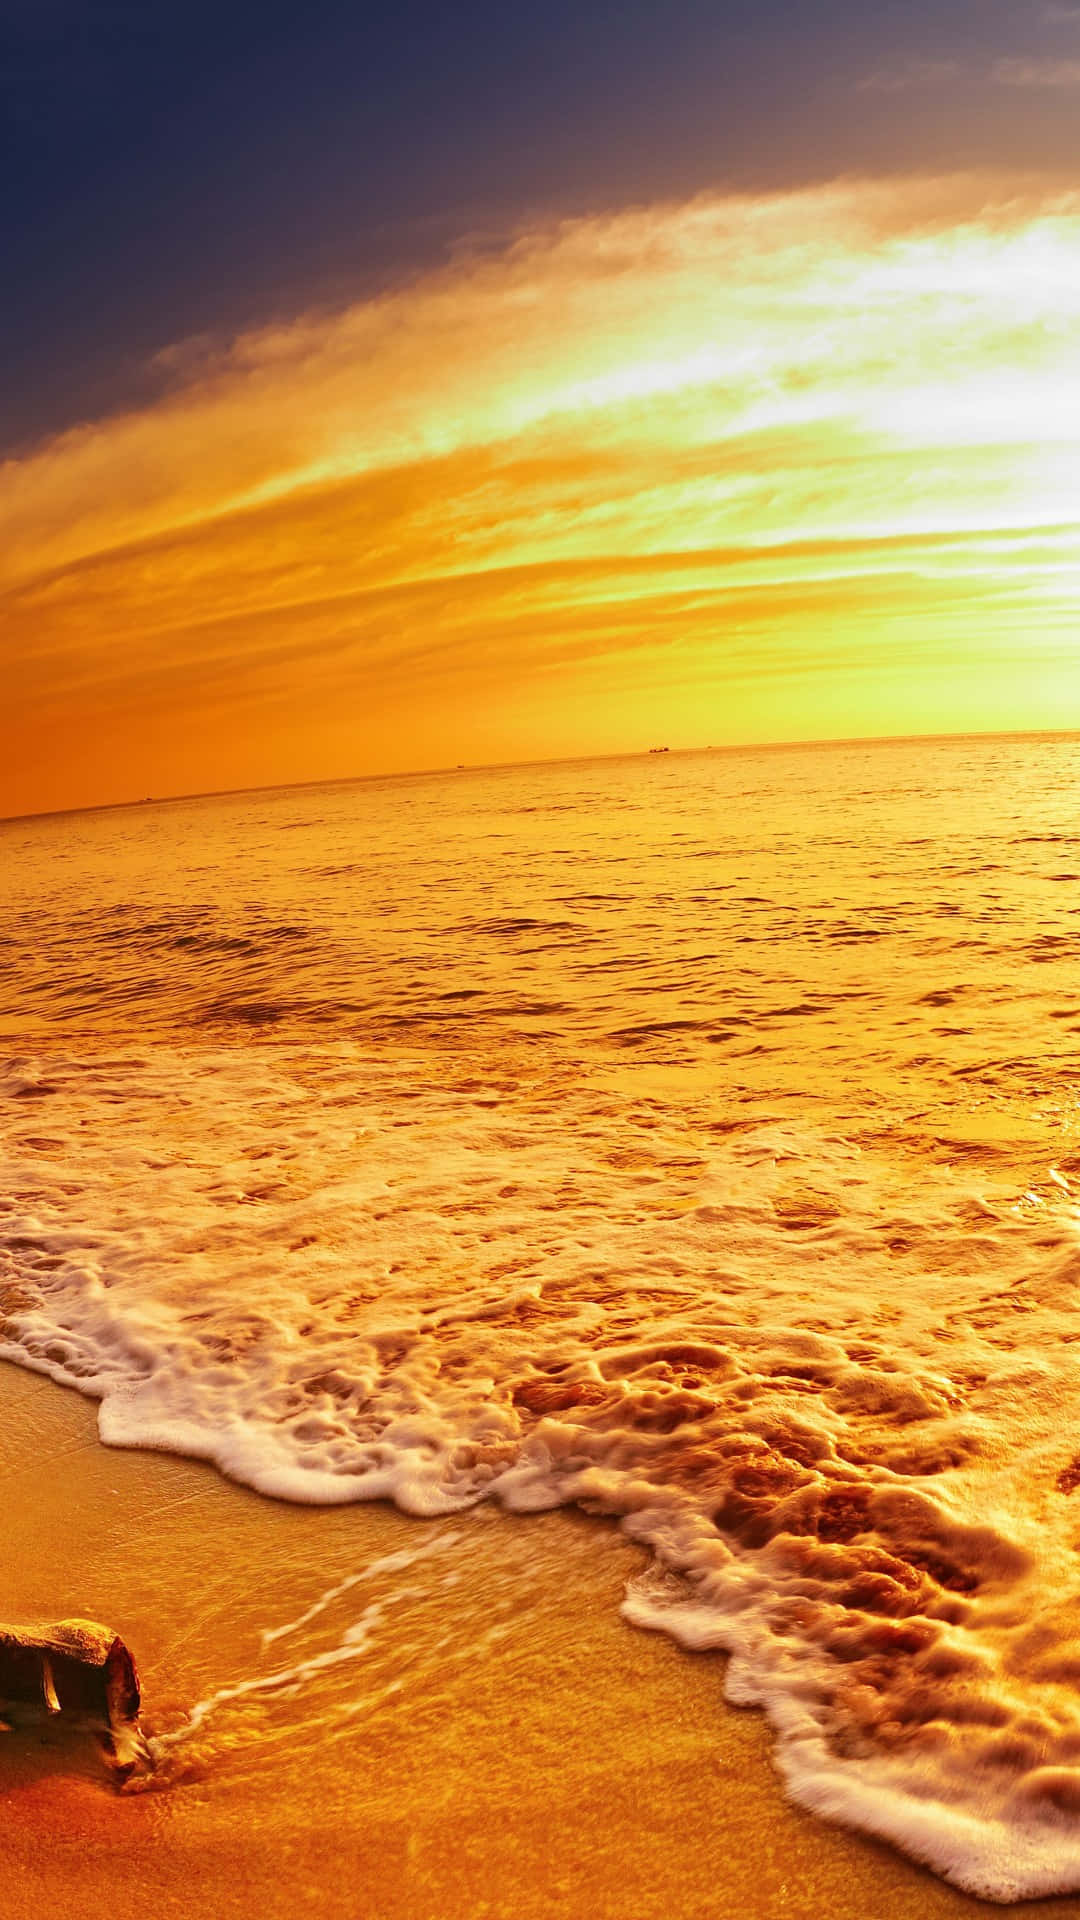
[4,737,1080,1899]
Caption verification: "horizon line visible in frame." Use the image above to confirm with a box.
[4,722,1079,829]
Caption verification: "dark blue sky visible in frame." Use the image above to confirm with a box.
[4,0,1078,452]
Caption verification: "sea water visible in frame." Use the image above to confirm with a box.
[3,736,1080,1900]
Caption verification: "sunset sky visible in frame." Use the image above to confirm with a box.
[5,0,1080,817]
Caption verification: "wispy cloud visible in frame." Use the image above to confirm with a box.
[861,53,1080,94]
[858,60,962,94]
[992,55,1080,85]
[6,176,1080,813]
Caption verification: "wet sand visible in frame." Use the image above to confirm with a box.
[0,1362,1075,1920]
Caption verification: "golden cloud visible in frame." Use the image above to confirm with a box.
[5,176,1080,813]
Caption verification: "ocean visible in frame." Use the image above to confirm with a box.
[3,735,1080,1902]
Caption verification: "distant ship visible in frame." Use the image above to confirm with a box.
[648,746,670,754]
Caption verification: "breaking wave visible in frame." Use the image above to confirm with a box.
[7,738,1080,1896]
[5,1036,1080,1900]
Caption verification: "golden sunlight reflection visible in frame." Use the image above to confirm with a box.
[5,175,1080,814]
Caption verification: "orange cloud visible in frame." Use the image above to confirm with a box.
[5,176,1080,815]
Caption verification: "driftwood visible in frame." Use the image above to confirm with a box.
[0,1618,150,1780]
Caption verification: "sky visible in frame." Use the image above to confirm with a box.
[4,0,1080,816]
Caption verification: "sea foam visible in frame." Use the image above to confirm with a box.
[6,1038,1080,1898]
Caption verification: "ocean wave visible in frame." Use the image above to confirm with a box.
[5,1042,1080,1897]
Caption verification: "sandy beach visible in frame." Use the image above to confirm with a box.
[0,1361,1072,1920]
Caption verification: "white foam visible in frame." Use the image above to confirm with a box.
[260,1534,461,1649]
[8,1042,1080,1895]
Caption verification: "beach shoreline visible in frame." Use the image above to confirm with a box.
[0,1360,1073,1920]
